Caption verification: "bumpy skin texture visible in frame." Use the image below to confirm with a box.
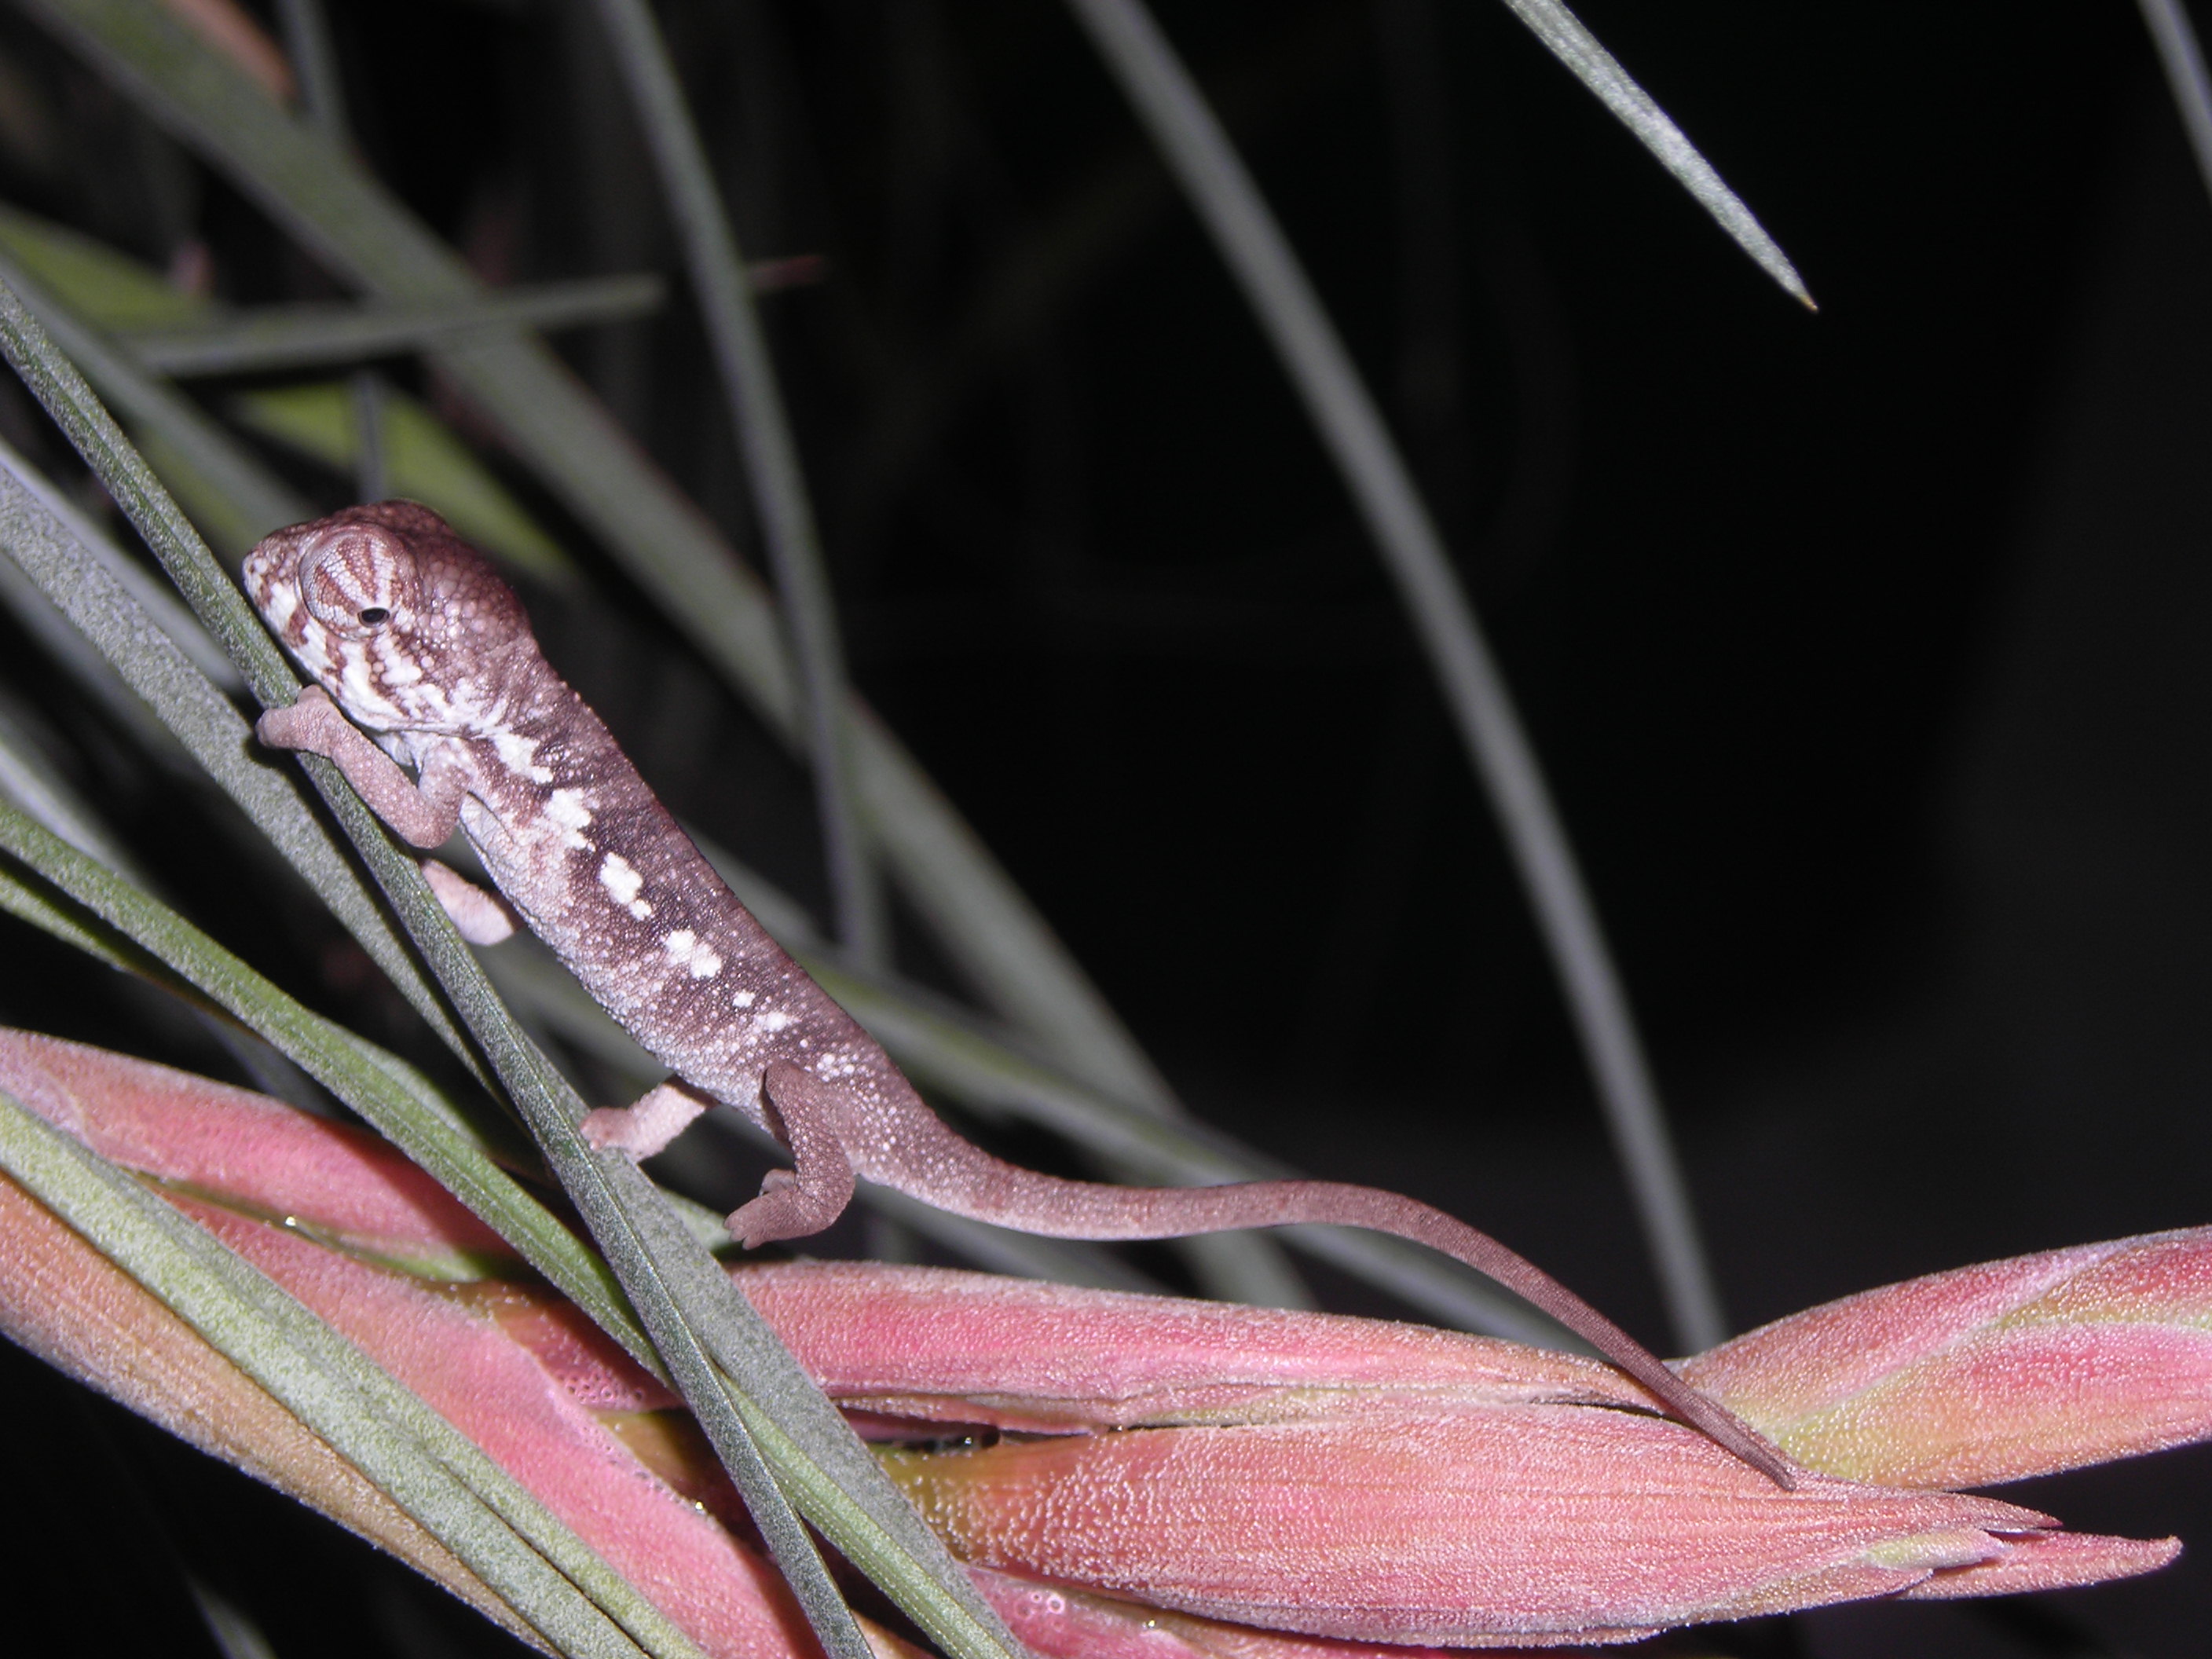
[244,504,1793,1486]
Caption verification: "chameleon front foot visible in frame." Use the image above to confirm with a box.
[255,685,464,848]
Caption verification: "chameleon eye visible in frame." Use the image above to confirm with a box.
[297,525,408,637]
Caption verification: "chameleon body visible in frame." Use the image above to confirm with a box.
[244,504,1791,1486]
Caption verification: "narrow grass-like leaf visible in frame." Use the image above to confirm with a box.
[0,200,206,328]
[0,430,240,688]
[0,537,192,769]
[0,226,1026,1658]
[2138,0,2212,207]
[1494,0,1809,304]
[123,275,668,375]
[0,702,140,872]
[0,414,478,1065]
[0,204,579,584]
[1063,0,1728,1351]
[228,381,573,583]
[587,0,881,967]
[0,798,644,1348]
[0,266,302,698]
[0,246,306,552]
[273,0,343,133]
[187,1580,286,1659]
[354,819,1017,1659]
[0,1083,703,1659]
[25,0,1184,1126]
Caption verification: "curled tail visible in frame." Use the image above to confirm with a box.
[887,1118,1796,1489]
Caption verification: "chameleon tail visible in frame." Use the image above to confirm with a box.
[886,1127,1797,1489]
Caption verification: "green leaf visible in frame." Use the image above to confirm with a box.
[1060,0,1730,1351]
[0,200,576,583]
[0,240,306,555]
[0,199,210,329]
[584,0,881,964]
[230,381,574,584]
[122,274,666,375]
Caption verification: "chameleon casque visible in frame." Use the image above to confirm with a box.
[244,502,1791,1486]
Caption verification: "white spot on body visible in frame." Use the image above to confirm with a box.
[598,851,654,918]
[545,787,595,850]
[663,928,723,979]
[754,1009,793,1034]
[493,730,555,783]
[731,989,755,1008]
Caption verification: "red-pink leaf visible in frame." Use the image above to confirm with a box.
[737,1259,1648,1432]
[174,1193,822,1658]
[0,1027,513,1277]
[972,1566,1591,1657]
[1903,1532,2181,1599]
[1682,1228,2212,1486]
[884,1405,2056,1643]
[0,1029,2193,1654]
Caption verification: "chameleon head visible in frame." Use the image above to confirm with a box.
[244,502,538,734]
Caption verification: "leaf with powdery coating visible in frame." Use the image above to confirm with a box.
[1681,1228,2212,1489]
[0,1027,517,1280]
[0,1143,537,1645]
[0,1027,2192,1654]
[0,1027,901,1659]
[737,1258,1653,1432]
[969,1567,1536,1659]
[881,1406,2061,1646]
[171,1195,830,1659]
[1899,1531,2181,1601]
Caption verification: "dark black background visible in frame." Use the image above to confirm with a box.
[1,2,2210,1656]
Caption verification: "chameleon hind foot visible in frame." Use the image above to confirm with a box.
[581,1080,709,1160]
[726,1062,859,1247]
[420,859,518,945]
